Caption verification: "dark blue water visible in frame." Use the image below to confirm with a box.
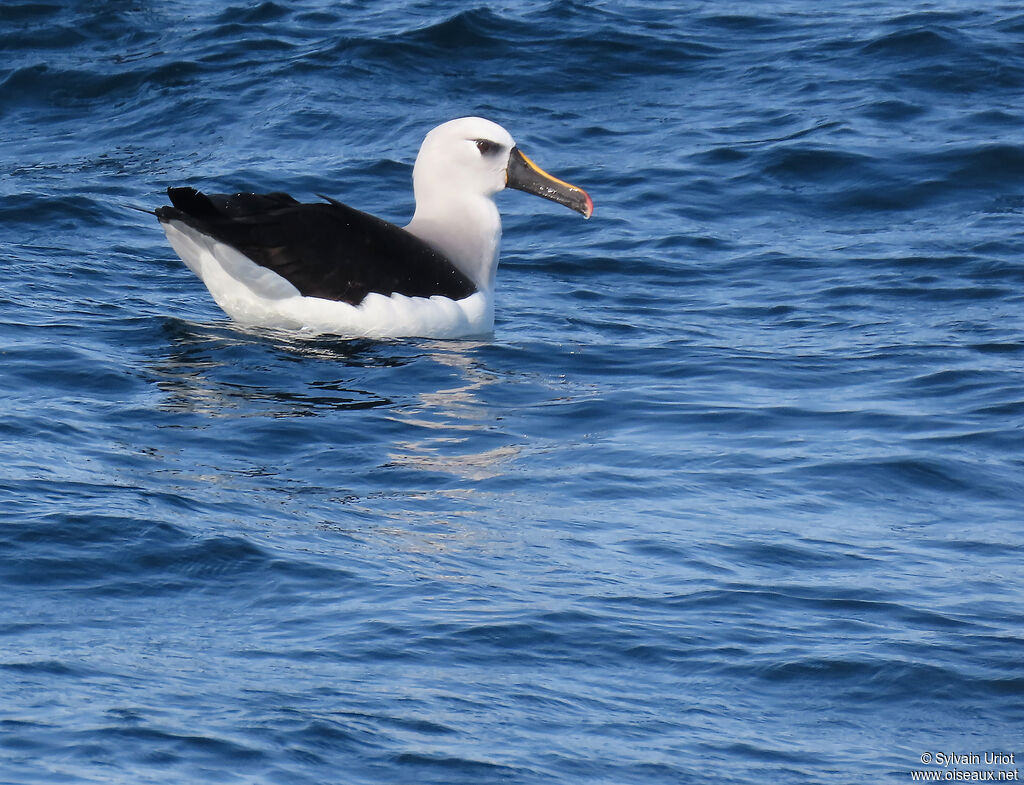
[3,2,1023,783]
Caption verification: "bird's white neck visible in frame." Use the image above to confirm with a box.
[405,189,502,293]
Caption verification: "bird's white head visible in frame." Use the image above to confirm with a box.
[406,117,592,292]
[413,117,517,200]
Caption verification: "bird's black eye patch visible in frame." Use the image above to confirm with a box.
[476,139,501,156]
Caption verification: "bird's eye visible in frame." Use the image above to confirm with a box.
[476,139,501,156]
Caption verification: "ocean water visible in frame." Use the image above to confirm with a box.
[2,1,1023,783]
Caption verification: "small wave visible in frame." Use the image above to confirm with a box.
[922,143,1024,190]
[792,454,1022,503]
[861,27,964,58]
[755,657,1024,701]
[762,146,878,183]
[394,751,522,777]
[0,59,207,122]
[213,1,290,26]
[857,21,1024,92]
[310,5,718,91]
[0,660,88,677]
[699,13,788,32]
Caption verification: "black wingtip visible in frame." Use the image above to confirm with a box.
[167,186,220,219]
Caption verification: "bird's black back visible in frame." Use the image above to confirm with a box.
[155,187,477,306]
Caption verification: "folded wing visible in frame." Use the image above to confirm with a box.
[155,187,477,306]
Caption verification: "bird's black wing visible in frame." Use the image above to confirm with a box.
[155,187,477,305]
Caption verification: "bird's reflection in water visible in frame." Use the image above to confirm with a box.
[385,339,522,483]
[148,320,526,567]
[149,319,521,483]
[149,318,403,418]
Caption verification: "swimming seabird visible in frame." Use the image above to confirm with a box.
[155,117,592,339]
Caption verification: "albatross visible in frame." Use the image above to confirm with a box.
[155,117,592,339]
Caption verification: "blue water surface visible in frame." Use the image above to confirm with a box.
[2,2,1023,783]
